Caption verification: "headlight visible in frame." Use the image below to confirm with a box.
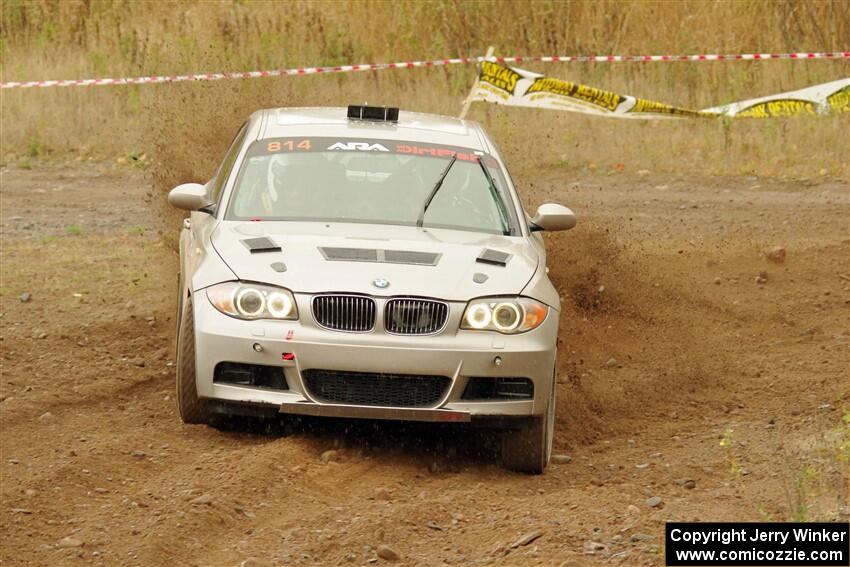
[206,282,298,320]
[461,297,548,334]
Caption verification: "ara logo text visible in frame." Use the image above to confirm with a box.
[326,142,390,152]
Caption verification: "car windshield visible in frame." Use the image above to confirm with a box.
[225,137,519,235]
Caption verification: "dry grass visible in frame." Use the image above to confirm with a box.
[1,0,848,184]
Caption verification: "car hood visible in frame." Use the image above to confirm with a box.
[210,221,539,301]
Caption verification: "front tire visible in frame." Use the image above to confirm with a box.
[502,370,555,474]
[175,296,212,424]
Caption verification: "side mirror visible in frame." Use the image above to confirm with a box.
[530,203,577,232]
[167,183,213,213]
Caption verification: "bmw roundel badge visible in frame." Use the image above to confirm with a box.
[372,278,390,289]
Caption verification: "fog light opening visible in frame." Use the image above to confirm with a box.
[213,362,288,390]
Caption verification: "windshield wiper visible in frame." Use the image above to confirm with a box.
[416,153,457,228]
[476,157,512,236]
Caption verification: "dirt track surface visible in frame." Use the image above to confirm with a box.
[1,163,848,566]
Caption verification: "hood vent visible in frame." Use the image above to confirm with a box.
[320,247,378,262]
[319,247,440,266]
[241,237,281,254]
[476,248,511,266]
[383,249,441,266]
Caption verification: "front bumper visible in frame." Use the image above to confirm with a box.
[192,291,558,423]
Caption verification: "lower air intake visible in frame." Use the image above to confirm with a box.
[214,362,288,390]
[461,377,534,400]
[302,369,450,408]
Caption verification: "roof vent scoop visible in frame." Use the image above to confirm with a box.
[347,105,399,123]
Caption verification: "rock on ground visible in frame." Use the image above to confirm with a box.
[765,246,786,263]
[646,496,663,508]
[376,544,400,561]
[511,530,544,548]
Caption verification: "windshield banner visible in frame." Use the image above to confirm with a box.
[469,61,850,119]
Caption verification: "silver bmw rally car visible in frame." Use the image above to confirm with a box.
[168,105,576,473]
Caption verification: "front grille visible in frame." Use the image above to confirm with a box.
[302,369,451,407]
[385,298,449,335]
[312,294,376,332]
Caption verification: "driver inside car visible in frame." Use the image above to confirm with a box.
[265,154,347,219]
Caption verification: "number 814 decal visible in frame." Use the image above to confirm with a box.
[267,140,312,152]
